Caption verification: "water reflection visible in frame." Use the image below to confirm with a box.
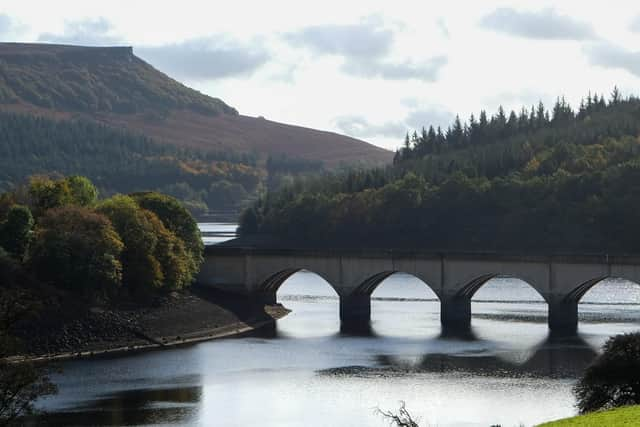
[31,386,201,426]
[319,334,597,380]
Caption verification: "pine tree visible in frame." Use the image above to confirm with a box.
[611,86,621,105]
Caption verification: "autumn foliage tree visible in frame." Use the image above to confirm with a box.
[1,176,202,300]
[29,206,124,299]
[132,192,203,282]
[97,194,195,297]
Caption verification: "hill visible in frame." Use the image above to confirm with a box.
[0,42,391,168]
[239,90,640,253]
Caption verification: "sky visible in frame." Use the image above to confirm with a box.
[1,0,640,150]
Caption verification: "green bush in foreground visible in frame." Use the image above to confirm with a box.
[574,333,640,414]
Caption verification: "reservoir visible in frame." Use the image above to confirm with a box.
[36,224,640,426]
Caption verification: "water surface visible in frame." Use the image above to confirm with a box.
[35,224,640,426]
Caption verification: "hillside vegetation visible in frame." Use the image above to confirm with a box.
[0,111,261,214]
[0,43,236,116]
[0,43,391,168]
[239,89,640,253]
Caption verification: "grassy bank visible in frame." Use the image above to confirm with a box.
[538,405,640,426]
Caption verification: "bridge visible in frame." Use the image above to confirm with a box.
[197,245,640,334]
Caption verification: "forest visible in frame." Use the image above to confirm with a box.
[239,88,640,253]
[0,112,265,215]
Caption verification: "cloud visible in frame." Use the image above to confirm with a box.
[38,18,269,80]
[285,17,393,59]
[437,18,450,39]
[0,14,27,40]
[286,17,447,81]
[483,89,550,110]
[584,42,640,78]
[334,115,407,139]
[405,108,455,130]
[342,55,447,82]
[136,38,270,80]
[480,8,597,40]
[631,16,640,33]
[335,107,454,140]
[38,17,121,45]
[0,14,12,36]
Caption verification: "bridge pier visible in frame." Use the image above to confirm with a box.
[339,294,371,333]
[440,297,472,334]
[548,300,578,335]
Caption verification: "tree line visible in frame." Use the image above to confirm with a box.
[395,88,630,161]
[0,175,203,300]
[239,89,640,253]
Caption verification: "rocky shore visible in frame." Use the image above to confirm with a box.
[7,286,289,361]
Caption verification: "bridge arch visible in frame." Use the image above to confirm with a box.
[457,274,548,302]
[442,274,549,334]
[341,271,440,334]
[369,272,441,337]
[546,275,640,335]
[565,276,640,303]
[254,268,339,303]
[351,270,441,298]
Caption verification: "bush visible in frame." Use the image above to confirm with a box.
[574,333,640,414]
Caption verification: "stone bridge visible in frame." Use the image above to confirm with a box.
[197,246,640,334]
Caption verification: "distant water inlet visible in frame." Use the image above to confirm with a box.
[198,222,237,245]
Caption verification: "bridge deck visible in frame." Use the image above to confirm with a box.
[206,238,640,265]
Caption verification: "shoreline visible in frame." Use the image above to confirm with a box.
[6,287,290,364]
[6,307,289,364]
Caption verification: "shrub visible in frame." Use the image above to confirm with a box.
[574,333,640,413]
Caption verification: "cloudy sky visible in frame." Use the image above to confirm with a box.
[1,1,640,150]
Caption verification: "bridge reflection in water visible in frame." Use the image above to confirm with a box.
[199,245,640,335]
[318,335,598,380]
